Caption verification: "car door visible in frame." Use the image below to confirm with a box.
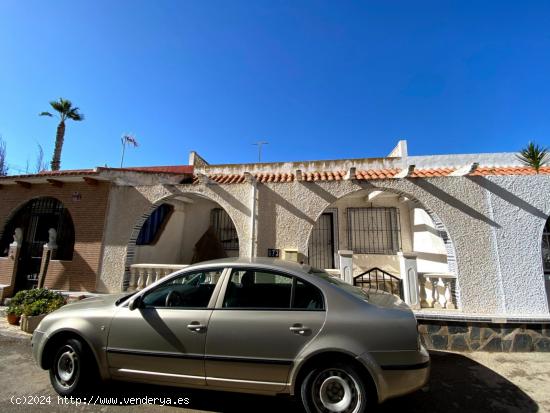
[107,268,225,386]
[204,268,326,392]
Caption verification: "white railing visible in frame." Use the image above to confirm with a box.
[128,264,188,292]
[418,272,457,310]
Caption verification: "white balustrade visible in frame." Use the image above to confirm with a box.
[418,273,457,310]
[127,264,189,291]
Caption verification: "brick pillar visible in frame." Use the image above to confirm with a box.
[0,227,23,300]
[37,228,58,289]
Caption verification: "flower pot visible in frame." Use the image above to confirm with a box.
[20,314,46,334]
[6,314,20,326]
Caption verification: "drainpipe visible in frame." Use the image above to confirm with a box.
[244,172,257,257]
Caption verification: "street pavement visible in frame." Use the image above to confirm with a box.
[0,330,548,413]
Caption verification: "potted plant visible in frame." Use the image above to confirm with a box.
[11,289,66,334]
[6,302,22,325]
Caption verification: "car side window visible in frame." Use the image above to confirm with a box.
[293,279,324,310]
[222,269,324,310]
[142,269,223,309]
[223,269,292,309]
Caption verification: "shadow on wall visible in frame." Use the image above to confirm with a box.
[45,251,97,292]
[79,351,537,412]
[410,179,501,228]
[468,176,548,219]
[203,184,250,217]
[257,184,319,257]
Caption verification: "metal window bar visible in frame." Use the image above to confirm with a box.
[353,267,403,298]
[347,207,401,254]
[210,208,239,250]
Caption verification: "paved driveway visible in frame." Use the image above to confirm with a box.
[0,331,549,413]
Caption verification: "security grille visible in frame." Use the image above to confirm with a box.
[210,208,239,250]
[347,207,401,254]
[308,212,335,269]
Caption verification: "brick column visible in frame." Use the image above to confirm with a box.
[0,228,23,300]
[37,228,58,289]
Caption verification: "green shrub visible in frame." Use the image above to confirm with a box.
[9,288,66,317]
[6,302,22,316]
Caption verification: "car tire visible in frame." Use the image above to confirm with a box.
[301,362,372,413]
[49,338,96,396]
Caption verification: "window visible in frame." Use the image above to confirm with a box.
[142,269,223,308]
[136,204,173,246]
[294,279,324,310]
[210,208,239,250]
[347,207,401,254]
[223,269,324,310]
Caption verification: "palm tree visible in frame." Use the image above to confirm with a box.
[516,142,549,173]
[40,98,84,171]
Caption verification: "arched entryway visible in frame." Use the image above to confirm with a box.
[541,218,550,306]
[0,197,75,293]
[306,187,459,309]
[123,193,241,290]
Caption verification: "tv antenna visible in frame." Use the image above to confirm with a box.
[252,141,268,162]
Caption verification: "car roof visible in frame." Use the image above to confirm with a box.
[186,257,315,276]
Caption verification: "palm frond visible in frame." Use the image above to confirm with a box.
[39,111,53,117]
[516,142,549,173]
[67,108,84,121]
[50,100,66,113]
[45,98,84,121]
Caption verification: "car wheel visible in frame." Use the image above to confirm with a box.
[301,363,371,413]
[49,338,93,396]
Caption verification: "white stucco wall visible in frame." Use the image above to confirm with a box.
[97,183,252,293]
[134,203,186,264]
[476,175,550,315]
[97,169,550,317]
[412,208,449,274]
[254,176,549,315]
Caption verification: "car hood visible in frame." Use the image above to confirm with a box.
[57,293,128,312]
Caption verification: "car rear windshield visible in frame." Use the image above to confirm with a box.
[308,268,370,302]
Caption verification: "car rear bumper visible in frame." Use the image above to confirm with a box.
[378,360,430,401]
[363,345,430,403]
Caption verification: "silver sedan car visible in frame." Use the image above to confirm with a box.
[32,258,429,412]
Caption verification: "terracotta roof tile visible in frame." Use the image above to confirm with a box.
[470,166,550,176]
[409,168,456,178]
[191,165,550,185]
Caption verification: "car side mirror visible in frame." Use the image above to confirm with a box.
[128,295,143,311]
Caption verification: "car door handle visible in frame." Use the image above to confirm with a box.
[289,325,310,335]
[187,322,207,332]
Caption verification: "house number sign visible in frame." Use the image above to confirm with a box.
[267,248,280,258]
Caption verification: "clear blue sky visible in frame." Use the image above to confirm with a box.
[1,1,550,173]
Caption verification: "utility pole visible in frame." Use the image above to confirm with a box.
[252,141,268,163]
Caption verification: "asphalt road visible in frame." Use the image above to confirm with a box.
[0,332,543,413]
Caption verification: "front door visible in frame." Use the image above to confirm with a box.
[308,212,335,269]
[205,268,326,392]
[107,268,224,386]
